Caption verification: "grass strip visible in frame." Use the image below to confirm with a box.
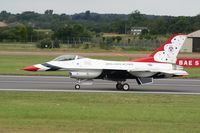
[0,92,200,133]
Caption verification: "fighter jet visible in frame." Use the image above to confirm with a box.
[22,34,188,91]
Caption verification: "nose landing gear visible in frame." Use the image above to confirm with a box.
[75,79,81,90]
[75,84,80,90]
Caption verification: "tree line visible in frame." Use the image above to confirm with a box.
[0,10,200,45]
[0,10,200,35]
[0,23,92,42]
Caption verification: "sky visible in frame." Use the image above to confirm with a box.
[0,0,199,16]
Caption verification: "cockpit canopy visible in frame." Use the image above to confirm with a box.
[53,55,84,61]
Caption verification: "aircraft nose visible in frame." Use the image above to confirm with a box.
[22,65,40,71]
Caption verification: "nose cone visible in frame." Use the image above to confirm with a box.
[22,65,39,71]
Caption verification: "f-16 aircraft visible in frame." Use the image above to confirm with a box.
[22,34,188,91]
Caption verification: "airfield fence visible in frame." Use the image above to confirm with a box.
[60,37,163,50]
[0,37,163,50]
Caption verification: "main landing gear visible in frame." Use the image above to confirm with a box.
[116,82,130,91]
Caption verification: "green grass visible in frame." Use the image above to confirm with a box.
[0,92,200,133]
[185,68,200,78]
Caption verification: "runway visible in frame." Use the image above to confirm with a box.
[0,75,200,95]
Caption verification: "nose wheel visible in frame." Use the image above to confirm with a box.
[75,84,80,90]
[75,79,81,90]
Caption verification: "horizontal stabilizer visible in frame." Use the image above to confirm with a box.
[136,77,153,85]
[155,70,188,76]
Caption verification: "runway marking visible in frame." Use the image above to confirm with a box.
[1,81,112,84]
[0,75,69,79]
[0,88,200,95]
[0,81,74,84]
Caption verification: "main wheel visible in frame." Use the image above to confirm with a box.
[116,83,123,90]
[75,84,80,90]
[122,83,130,91]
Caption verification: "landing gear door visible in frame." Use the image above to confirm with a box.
[136,77,153,85]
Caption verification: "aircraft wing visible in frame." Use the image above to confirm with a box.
[154,70,188,76]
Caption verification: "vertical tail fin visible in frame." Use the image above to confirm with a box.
[131,34,187,64]
[149,34,187,63]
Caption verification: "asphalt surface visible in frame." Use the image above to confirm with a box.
[0,75,200,95]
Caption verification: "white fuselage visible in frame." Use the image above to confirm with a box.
[48,58,172,71]
[45,58,173,78]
